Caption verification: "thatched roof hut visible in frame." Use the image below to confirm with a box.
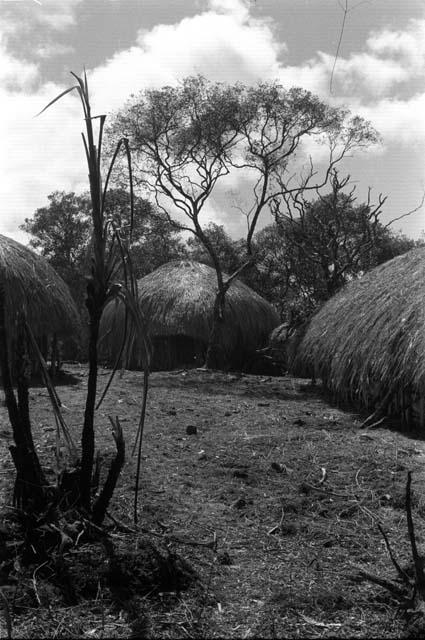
[292,247,425,427]
[99,260,280,371]
[0,234,80,362]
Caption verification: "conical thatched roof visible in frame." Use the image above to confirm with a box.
[292,247,425,408]
[0,234,80,338]
[100,260,280,369]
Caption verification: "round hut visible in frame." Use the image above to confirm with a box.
[99,260,280,371]
[0,234,80,371]
[262,322,308,372]
[292,247,425,428]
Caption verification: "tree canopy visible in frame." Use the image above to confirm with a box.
[21,189,186,311]
[251,176,420,324]
[106,75,379,366]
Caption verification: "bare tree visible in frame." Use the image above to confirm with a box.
[272,171,387,298]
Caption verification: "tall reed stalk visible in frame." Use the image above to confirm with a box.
[40,71,150,519]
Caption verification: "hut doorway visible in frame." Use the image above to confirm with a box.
[151,334,206,371]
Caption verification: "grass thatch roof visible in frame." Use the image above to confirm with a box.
[292,247,425,406]
[100,260,280,368]
[0,234,80,339]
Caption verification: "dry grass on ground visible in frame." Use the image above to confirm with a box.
[1,366,425,638]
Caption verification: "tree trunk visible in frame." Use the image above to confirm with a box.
[0,293,47,512]
[50,332,58,378]
[205,287,227,370]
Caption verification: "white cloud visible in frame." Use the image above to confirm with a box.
[207,0,250,21]
[366,19,425,73]
[326,19,425,98]
[35,43,75,58]
[0,57,86,239]
[320,51,409,96]
[273,18,425,101]
[0,38,38,90]
[0,0,82,37]
[354,93,425,146]
[32,0,82,30]
[89,0,283,111]
[0,0,424,242]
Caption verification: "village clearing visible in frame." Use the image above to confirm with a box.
[1,365,425,638]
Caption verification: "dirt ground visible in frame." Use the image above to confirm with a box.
[2,364,425,638]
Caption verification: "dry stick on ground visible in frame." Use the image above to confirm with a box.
[377,523,411,587]
[361,386,398,428]
[105,511,217,550]
[354,472,425,618]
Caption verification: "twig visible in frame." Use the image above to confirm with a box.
[0,589,12,640]
[167,532,217,551]
[302,481,351,498]
[133,365,150,525]
[318,467,327,485]
[406,472,425,595]
[32,560,48,607]
[353,566,407,599]
[385,191,425,228]
[377,523,411,587]
[354,467,362,490]
[195,552,217,630]
[106,510,136,534]
[330,0,349,94]
[105,511,217,549]
[363,416,387,430]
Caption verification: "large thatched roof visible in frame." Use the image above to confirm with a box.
[292,247,425,407]
[0,234,80,338]
[100,260,280,368]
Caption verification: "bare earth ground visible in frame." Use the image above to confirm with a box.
[2,365,425,638]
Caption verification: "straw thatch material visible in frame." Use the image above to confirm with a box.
[263,322,305,371]
[0,234,80,344]
[292,247,425,426]
[100,260,280,370]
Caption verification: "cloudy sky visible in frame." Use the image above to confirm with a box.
[1,0,424,243]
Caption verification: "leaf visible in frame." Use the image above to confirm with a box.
[35,85,80,117]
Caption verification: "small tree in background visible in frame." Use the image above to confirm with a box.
[250,171,420,324]
[107,76,378,368]
[21,189,186,310]
[21,191,92,312]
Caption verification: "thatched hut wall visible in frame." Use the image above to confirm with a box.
[99,260,280,371]
[292,247,425,428]
[0,234,81,369]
